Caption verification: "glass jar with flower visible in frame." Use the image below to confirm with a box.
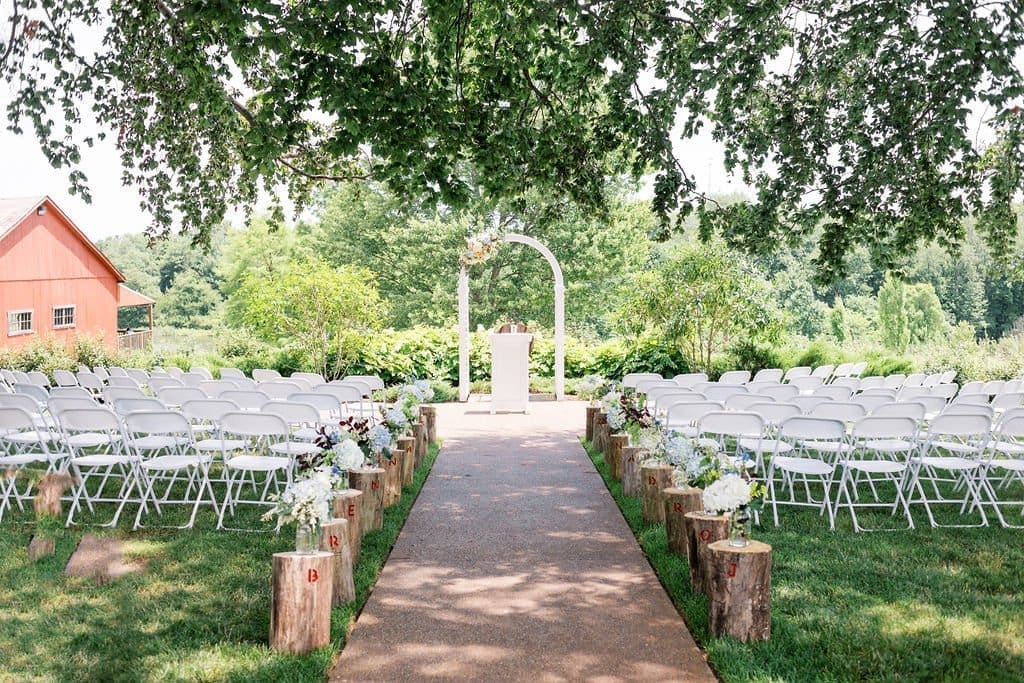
[701,473,765,547]
[261,478,334,553]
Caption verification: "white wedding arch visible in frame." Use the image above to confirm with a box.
[458,233,565,402]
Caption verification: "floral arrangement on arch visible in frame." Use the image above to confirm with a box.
[460,231,502,266]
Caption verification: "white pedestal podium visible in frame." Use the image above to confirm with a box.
[489,333,532,413]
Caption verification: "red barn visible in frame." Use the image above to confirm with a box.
[0,196,154,351]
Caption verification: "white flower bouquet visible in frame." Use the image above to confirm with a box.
[262,477,334,531]
[575,374,607,401]
[702,473,766,514]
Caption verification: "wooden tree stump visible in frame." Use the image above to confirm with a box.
[420,405,437,444]
[707,540,772,642]
[663,488,704,559]
[593,413,608,452]
[585,406,599,442]
[397,435,416,487]
[640,463,674,523]
[332,489,363,565]
[269,551,333,654]
[621,447,643,497]
[684,512,730,595]
[384,448,403,507]
[320,518,356,606]
[348,467,385,534]
[609,434,629,481]
[413,423,427,469]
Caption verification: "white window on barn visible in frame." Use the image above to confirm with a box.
[53,305,76,329]
[7,310,33,336]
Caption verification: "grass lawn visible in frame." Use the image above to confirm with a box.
[0,443,438,683]
[583,440,1024,683]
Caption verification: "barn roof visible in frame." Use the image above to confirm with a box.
[118,284,156,307]
[0,195,125,283]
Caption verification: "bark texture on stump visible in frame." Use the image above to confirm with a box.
[420,405,437,444]
[663,488,704,559]
[397,436,416,487]
[684,512,730,595]
[332,489,362,565]
[707,540,772,642]
[640,464,675,524]
[593,413,607,453]
[348,468,385,534]
[269,552,333,654]
[384,449,402,506]
[609,434,629,481]
[621,447,642,497]
[413,423,427,469]
[320,519,357,606]
[585,406,599,442]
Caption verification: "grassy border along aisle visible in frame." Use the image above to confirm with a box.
[0,443,440,682]
[581,439,1024,682]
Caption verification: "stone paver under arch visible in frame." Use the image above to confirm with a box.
[330,400,716,682]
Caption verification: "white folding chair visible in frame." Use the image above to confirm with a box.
[622,372,662,389]
[50,386,95,401]
[767,417,845,528]
[14,382,49,405]
[811,365,835,381]
[221,390,271,412]
[726,394,772,411]
[26,371,51,387]
[663,401,723,437]
[789,376,825,395]
[755,384,799,402]
[938,370,957,384]
[106,376,141,389]
[783,366,811,383]
[810,401,866,425]
[291,372,327,387]
[179,372,207,388]
[166,366,185,379]
[156,386,207,408]
[831,377,861,392]
[718,370,751,385]
[216,412,294,530]
[791,395,833,414]
[703,384,748,403]
[53,369,78,387]
[126,369,150,386]
[871,402,926,421]
[834,416,918,532]
[219,367,247,380]
[698,411,766,471]
[252,368,283,383]
[813,385,852,402]
[751,368,783,383]
[983,415,1024,528]
[148,376,184,393]
[103,386,147,404]
[902,373,927,388]
[0,407,58,521]
[858,376,885,391]
[882,374,907,390]
[263,401,324,449]
[60,407,136,528]
[92,366,111,381]
[316,383,366,418]
[198,380,237,398]
[906,413,991,528]
[111,397,165,416]
[673,372,708,388]
[189,366,214,380]
[258,381,305,400]
[288,392,342,422]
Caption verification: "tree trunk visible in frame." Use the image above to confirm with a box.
[621,447,643,497]
[269,551,333,654]
[586,406,599,442]
[663,488,704,559]
[420,405,437,444]
[707,540,772,642]
[348,468,385,534]
[320,518,356,606]
[684,512,730,595]
[593,413,608,453]
[384,448,402,507]
[397,436,416,487]
[413,423,427,469]
[609,434,629,481]
[641,464,674,524]
[332,489,362,565]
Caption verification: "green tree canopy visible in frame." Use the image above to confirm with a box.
[618,241,782,371]
[878,274,947,353]
[6,1,1024,279]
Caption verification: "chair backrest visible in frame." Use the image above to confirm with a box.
[50,386,94,400]
[703,385,748,402]
[636,379,677,395]
[882,374,907,389]
[810,401,866,423]
[219,367,247,380]
[622,372,662,389]
[107,366,128,377]
[220,391,270,411]
[751,368,783,383]
[291,372,328,387]
[871,401,925,420]
[657,394,708,409]
[813,385,852,401]
[783,366,811,382]
[189,366,214,380]
[747,402,801,426]
[922,372,943,387]
[902,373,927,388]
[229,377,258,390]
[851,394,897,413]
[26,370,51,387]
[124,409,194,437]
[725,394,770,411]
[745,381,781,395]
[718,370,751,385]
[831,362,857,379]
[699,411,764,438]
[860,387,897,398]
[148,377,184,392]
[315,383,363,402]
[11,370,31,383]
[0,393,44,415]
[263,400,321,425]
[754,384,800,402]
[258,381,305,400]
[926,413,992,440]
[664,401,723,427]
[52,369,78,387]
[106,376,140,388]
[779,416,847,441]
[1,368,18,385]
[810,364,835,380]
[0,406,39,431]
[959,380,984,395]
[938,370,957,384]
[852,415,918,440]
[790,395,833,414]
[897,387,931,401]
[112,397,166,416]
[858,375,885,390]
[981,380,1005,396]
[48,396,100,417]
[1001,379,1023,394]
[179,372,207,388]
[252,368,283,383]
[991,393,1024,412]
[57,406,122,433]
[831,377,861,391]
[166,366,185,379]
[996,414,1024,439]
[156,387,207,406]
[180,398,240,423]
[915,396,949,417]
[13,383,49,403]
[92,366,110,380]
[288,392,341,415]
[126,369,150,385]
[199,380,237,398]
[790,376,825,393]
[952,392,990,406]
[343,374,383,391]
[647,388,698,411]
[220,411,289,438]
[930,383,959,399]
[673,373,708,388]
[940,403,994,420]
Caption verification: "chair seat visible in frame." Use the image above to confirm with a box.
[6,430,60,443]
[926,440,981,455]
[71,454,136,467]
[268,441,320,456]
[992,440,1024,456]
[798,440,854,453]
[861,439,915,453]
[0,453,49,466]
[292,427,320,441]
[915,455,981,471]
[66,433,121,449]
[739,437,791,454]
[140,454,212,471]
[774,458,833,476]
[225,455,291,472]
[843,459,906,474]
[194,438,248,452]
[989,458,1024,472]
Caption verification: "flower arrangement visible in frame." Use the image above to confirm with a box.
[702,472,767,515]
[460,231,502,266]
[575,374,607,402]
[312,416,393,468]
[667,435,723,489]
[261,477,334,531]
[397,379,434,424]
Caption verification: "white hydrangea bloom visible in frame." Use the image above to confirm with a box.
[332,439,366,471]
[702,473,753,514]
